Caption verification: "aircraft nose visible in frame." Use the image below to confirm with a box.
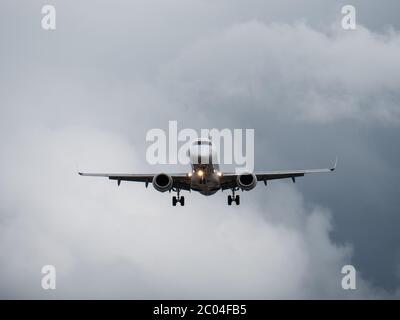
[189,145,212,164]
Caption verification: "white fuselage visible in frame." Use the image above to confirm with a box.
[188,139,221,195]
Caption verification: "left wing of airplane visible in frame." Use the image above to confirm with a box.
[220,158,337,190]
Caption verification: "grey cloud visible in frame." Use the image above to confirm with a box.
[160,21,400,124]
[0,127,384,298]
[1,0,400,298]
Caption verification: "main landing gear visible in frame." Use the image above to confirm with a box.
[227,188,240,206]
[172,189,185,206]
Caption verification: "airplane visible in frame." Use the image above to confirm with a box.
[79,138,337,206]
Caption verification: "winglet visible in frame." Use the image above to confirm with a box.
[330,156,338,171]
[76,162,83,175]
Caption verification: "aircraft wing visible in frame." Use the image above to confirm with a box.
[78,172,192,190]
[220,158,337,190]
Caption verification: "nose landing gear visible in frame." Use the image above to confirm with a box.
[227,188,240,206]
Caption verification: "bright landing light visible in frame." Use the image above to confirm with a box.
[197,170,204,177]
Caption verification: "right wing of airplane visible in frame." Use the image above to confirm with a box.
[78,172,192,190]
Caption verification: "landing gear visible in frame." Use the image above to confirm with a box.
[227,188,240,206]
[172,189,185,206]
[235,195,240,205]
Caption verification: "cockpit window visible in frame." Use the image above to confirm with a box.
[195,140,212,146]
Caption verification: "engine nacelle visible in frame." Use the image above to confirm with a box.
[152,173,173,192]
[237,173,257,191]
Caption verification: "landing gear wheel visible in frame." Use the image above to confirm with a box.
[235,195,240,205]
[228,188,240,206]
[228,195,233,206]
[172,196,177,206]
[172,189,185,206]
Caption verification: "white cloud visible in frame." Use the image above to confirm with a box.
[160,21,400,124]
[1,2,399,299]
[0,126,384,298]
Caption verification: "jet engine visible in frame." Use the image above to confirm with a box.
[152,173,173,192]
[237,173,257,191]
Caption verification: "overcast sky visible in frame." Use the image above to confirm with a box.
[1,0,400,298]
